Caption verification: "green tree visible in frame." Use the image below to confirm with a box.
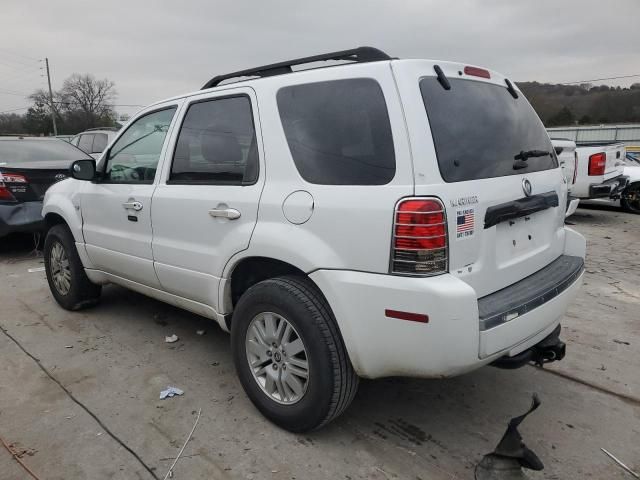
[547,106,574,127]
[23,101,52,135]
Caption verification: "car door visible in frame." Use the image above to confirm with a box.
[81,106,179,288]
[151,88,264,311]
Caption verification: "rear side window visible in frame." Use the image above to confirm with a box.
[78,134,94,153]
[420,78,557,182]
[277,78,395,185]
[169,96,258,185]
[92,133,108,153]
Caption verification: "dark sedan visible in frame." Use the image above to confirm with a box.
[0,137,92,237]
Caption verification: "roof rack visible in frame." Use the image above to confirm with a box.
[84,127,119,132]
[201,46,392,89]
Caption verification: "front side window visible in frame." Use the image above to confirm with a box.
[169,96,258,185]
[104,107,176,183]
[277,78,396,185]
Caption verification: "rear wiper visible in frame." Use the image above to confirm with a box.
[514,150,550,161]
[513,150,550,170]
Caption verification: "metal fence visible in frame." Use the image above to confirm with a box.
[547,124,640,146]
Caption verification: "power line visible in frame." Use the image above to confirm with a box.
[0,60,41,74]
[561,74,640,85]
[0,106,30,114]
[0,88,30,96]
[0,48,41,62]
[0,54,39,69]
[0,67,44,87]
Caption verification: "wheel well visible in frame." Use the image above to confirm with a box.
[44,213,67,231]
[230,257,306,307]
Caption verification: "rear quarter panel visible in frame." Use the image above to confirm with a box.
[225,62,415,277]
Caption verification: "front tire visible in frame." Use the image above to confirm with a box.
[44,224,101,310]
[231,275,358,432]
[621,182,640,214]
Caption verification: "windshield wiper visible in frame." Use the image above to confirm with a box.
[513,150,551,170]
[514,150,550,161]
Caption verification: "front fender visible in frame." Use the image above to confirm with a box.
[42,180,94,268]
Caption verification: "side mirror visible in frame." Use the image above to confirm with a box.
[70,159,96,181]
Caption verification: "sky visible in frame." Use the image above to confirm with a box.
[1,0,638,119]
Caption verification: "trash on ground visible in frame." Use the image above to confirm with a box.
[165,334,179,343]
[196,329,205,336]
[27,267,45,273]
[601,448,640,479]
[162,408,202,480]
[64,345,73,349]
[475,393,543,480]
[160,386,184,400]
[613,339,631,346]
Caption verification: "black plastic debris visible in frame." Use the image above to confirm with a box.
[475,394,544,480]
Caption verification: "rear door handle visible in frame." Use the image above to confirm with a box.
[123,201,143,211]
[208,208,241,220]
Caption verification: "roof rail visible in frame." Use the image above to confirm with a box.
[201,46,392,89]
[84,127,119,132]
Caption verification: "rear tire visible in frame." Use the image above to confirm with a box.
[231,275,358,432]
[44,224,101,310]
[621,182,640,214]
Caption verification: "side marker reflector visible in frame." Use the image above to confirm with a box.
[385,309,429,323]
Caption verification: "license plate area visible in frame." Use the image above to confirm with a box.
[495,210,553,266]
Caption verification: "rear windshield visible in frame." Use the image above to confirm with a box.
[0,139,91,163]
[420,78,557,182]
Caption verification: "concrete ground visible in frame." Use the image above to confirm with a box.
[0,205,638,480]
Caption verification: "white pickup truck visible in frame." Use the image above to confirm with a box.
[572,142,629,202]
[550,138,579,216]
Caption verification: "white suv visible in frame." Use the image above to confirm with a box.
[41,47,586,432]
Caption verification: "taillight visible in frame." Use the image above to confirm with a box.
[588,152,606,176]
[0,172,27,202]
[572,151,578,184]
[391,198,448,276]
[464,66,491,79]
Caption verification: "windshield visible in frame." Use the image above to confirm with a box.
[626,152,640,165]
[420,78,557,182]
[0,139,91,163]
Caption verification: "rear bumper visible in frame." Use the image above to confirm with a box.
[310,227,585,379]
[588,175,629,199]
[0,201,44,237]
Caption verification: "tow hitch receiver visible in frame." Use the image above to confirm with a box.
[491,325,566,370]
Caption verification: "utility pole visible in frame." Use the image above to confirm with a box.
[45,57,58,136]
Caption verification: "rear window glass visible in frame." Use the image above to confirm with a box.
[78,134,94,153]
[277,78,395,185]
[0,139,91,163]
[420,78,557,182]
[92,133,108,153]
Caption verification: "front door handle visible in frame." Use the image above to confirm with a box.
[123,201,143,211]
[209,207,241,220]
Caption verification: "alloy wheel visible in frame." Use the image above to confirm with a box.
[245,312,310,405]
[50,241,71,295]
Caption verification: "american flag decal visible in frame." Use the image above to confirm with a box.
[456,208,475,238]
